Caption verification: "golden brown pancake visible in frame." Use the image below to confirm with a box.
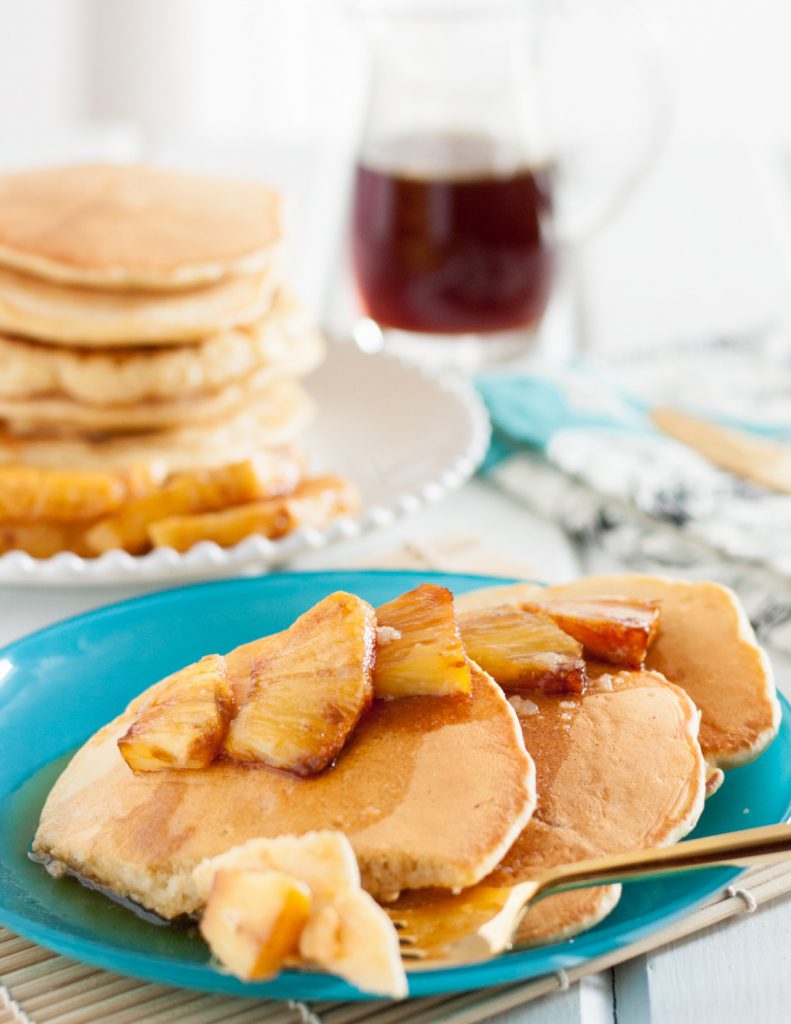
[391,668,705,949]
[0,379,314,475]
[0,331,324,433]
[0,164,282,290]
[0,289,322,406]
[541,575,780,769]
[456,576,780,769]
[33,662,536,919]
[0,262,280,347]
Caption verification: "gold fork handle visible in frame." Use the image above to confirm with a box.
[534,822,791,900]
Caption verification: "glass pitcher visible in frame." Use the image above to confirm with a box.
[349,0,669,365]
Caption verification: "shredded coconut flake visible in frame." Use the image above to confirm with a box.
[509,695,539,716]
[376,625,401,645]
[45,859,67,879]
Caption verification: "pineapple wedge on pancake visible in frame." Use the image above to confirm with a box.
[390,669,705,950]
[33,651,535,920]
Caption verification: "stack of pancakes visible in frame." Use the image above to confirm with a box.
[0,164,342,557]
[0,163,322,470]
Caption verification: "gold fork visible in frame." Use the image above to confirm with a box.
[389,823,791,967]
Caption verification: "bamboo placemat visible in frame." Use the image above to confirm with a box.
[3,534,790,1024]
[3,864,791,1024]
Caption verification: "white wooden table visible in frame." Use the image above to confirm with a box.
[2,131,791,1023]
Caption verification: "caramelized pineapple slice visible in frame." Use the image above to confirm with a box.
[0,464,154,523]
[87,452,302,555]
[459,606,587,694]
[118,654,234,772]
[374,584,471,698]
[193,831,360,904]
[200,869,311,982]
[522,597,661,669]
[0,520,93,558]
[300,887,407,999]
[224,592,376,775]
[147,475,358,553]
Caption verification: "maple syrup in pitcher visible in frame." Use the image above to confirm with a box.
[352,135,555,335]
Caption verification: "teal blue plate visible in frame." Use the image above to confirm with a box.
[1,570,789,1000]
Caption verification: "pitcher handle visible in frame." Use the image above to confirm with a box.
[536,0,672,243]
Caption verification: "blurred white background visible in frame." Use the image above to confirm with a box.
[2,0,790,150]
[1,0,791,352]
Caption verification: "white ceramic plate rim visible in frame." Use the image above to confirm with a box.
[0,347,490,585]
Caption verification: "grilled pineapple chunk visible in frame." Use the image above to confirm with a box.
[459,606,587,694]
[0,464,153,523]
[300,888,407,999]
[0,520,93,558]
[147,475,357,553]
[118,654,234,772]
[224,592,376,775]
[193,831,360,904]
[374,584,471,698]
[87,453,301,555]
[200,869,311,981]
[523,597,661,669]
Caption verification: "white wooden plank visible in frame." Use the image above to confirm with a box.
[612,654,791,1024]
[633,900,791,1024]
[612,956,651,1024]
[485,974,613,1024]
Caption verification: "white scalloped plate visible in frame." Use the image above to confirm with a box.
[0,343,490,585]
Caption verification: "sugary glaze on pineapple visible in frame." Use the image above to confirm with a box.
[223,592,377,775]
[458,605,587,694]
[388,669,706,949]
[521,597,660,670]
[374,584,471,698]
[33,661,535,919]
[118,654,234,772]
